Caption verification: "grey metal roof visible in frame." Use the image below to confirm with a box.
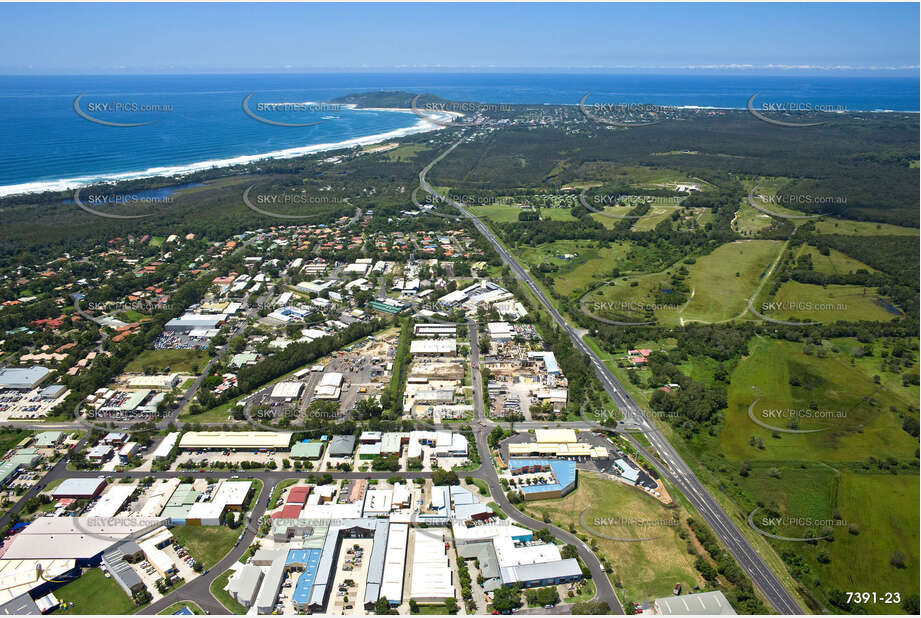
[0,593,40,615]
[655,591,737,615]
[309,518,381,609]
[458,541,500,580]
[500,558,582,585]
[363,520,390,607]
[0,367,50,390]
[227,563,263,605]
[328,434,356,456]
[51,477,106,497]
[255,555,287,612]
[102,543,144,593]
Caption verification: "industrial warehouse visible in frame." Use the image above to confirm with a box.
[218,478,582,615]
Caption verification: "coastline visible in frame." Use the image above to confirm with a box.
[0,108,455,200]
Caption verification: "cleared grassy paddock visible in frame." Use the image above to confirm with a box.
[527,472,703,603]
[681,240,783,323]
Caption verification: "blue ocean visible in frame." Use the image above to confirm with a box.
[0,73,917,196]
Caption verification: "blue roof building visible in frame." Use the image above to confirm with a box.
[510,458,577,500]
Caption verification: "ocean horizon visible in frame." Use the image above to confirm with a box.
[1,72,918,198]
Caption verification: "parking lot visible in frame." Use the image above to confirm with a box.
[0,388,65,421]
[328,538,372,615]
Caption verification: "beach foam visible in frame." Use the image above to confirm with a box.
[0,107,453,199]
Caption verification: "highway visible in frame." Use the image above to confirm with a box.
[419,136,803,615]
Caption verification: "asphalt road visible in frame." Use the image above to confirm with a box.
[142,480,270,615]
[419,136,803,615]
[465,320,622,615]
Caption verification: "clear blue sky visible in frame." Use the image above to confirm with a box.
[0,3,917,74]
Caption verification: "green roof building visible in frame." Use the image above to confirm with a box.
[34,431,65,448]
[291,441,324,459]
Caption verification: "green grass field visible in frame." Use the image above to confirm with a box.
[631,198,684,232]
[795,244,877,275]
[721,338,917,462]
[171,525,240,569]
[682,240,783,323]
[733,200,776,236]
[581,271,682,325]
[527,472,704,603]
[573,163,706,190]
[739,467,919,614]
[57,568,139,614]
[125,348,209,374]
[468,203,581,223]
[585,240,782,327]
[764,281,900,323]
[117,309,149,322]
[0,429,31,454]
[382,143,430,162]
[812,218,919,236]
[517,240,631,297]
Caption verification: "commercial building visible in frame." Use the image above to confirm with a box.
[0,367,50,390]
[51,477,107,500]
[269,381,303,401]
[487,322,515,342]
[226,564,264,608]
[0,558,77,607]
[185,480,253,525]
[313,372,343,400]
[527,351,560,375]
[413,324,457,338]
[508,430,608,460]
[290,441,324,459]
[152,432,179,460]
[409,528,454,603]
[0,449,43,488]
[126,374,180,390]
[164,313,224,332]
[32,431,64,448]
[499,559,582,588]
[102,542,145,597]
[509,459,577,500]
[409,339,456,357]
[159,483,200,523]
[328,435,356,458]
[0,517,164,562]
[368,298,408,315]
[85,484,137,518]
[653,591,737,615]
[380,523,408,606]
[178,431,291,451]
[255,554,288,614]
